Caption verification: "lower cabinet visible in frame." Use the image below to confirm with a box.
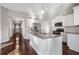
[30,34,62,55]
[67,34,79,52]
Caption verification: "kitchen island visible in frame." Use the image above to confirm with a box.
[30,32,62,55]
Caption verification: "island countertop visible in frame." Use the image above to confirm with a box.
[30,31,62,39]
[30,31,62,55]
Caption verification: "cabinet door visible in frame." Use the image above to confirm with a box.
[68,34,79,52]
[74,5,79,25]
[63,14,74,26]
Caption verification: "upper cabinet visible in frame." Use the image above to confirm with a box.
[52,14,74,27]
[52,5,79,27]
[52,16,64,27]
[63,14,74,26]
[74,5,79,25]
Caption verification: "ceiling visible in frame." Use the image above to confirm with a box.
[0,3,78,18]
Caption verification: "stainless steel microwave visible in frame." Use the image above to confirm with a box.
[55,22,63,27]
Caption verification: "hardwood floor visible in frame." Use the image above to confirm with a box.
[1,33,79,55]
[8,40,37,55]
[22,40,37,55]
[7,33,37,55]
[63,42,79,55]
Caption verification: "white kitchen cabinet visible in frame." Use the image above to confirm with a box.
[74,5,79,25]
[48,36,62,55]
[52,14,74,27]
[30,34,62,55]
[67,34,79,52]
[63,14,74,26]
[30,34,49,54]
[52,16,64,26]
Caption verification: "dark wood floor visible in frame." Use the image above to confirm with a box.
[1,33,79,55]
[20,40,79,55]
[8,33,37,55]
[21,40,37,55]
[63,42,79,55]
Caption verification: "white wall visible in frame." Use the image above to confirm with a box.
[0,6,31,43]
[0,7,1,43]
[1,7,9,43]
[24,18,31,39]
[8,17,13,37]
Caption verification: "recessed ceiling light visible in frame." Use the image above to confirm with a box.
[40,10,44,14]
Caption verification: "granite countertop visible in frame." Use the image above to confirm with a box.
[31,31,62,39]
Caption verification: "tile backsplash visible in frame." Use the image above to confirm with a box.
[64,26,79,33]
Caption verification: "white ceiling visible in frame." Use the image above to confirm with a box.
[0,3,34,13]
[0,3,78,17]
